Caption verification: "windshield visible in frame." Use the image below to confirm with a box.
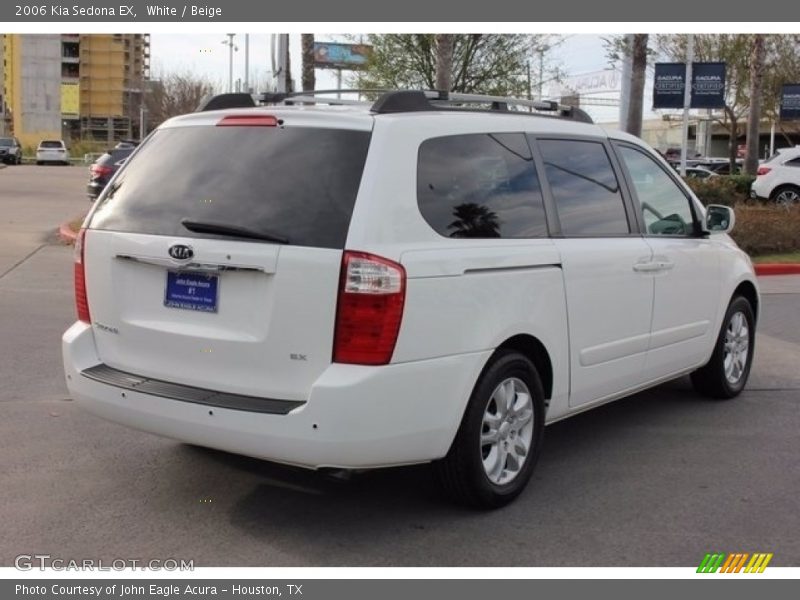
[0,138,12,147]
[90,125,372,249]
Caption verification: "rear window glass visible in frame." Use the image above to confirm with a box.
[97,149,133,166]
[90,125,371,249]
[40,141,63,148]
[417,133,547,239]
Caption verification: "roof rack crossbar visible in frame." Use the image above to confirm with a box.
[283,95,369,106]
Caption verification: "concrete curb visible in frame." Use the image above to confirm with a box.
[754,263,800,276]
[58,221,79,245]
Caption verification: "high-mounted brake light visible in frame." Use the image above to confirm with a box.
[756,166,772,176]
[333,251,406,366]
[216,115,279,127]
[74,228,91,323]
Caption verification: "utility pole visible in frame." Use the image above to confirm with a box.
[275,34,289,93]
[537,47,546,101]
[618,34,633,131]
[680,34,694,177]
[244,34,249,93]
[222,34,238,93]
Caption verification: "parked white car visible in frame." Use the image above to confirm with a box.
[36,139,70,165]
[751,145,800,206]
[63,91,759,508]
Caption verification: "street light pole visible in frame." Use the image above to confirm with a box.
[244,34,249,93]
[680,34,694,177]
[222,34,238,93]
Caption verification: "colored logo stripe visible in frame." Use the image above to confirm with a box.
[697,552,773,573]
[697,553,726,573]
[745,553,773,573]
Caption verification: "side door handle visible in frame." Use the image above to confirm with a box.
[633,261,661,273]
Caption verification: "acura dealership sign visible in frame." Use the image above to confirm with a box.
[780,84,800,120]
[653,62,726,109]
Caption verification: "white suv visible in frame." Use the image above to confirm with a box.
[751,145,800,206]
[63,90,759,508]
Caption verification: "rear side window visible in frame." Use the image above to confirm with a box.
[538,139,630,236]
[417,133,547,239]
[90,126,371,249]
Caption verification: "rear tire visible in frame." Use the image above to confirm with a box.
[435,350,545,509]
[770,185,800,208]
[691,296,755,399]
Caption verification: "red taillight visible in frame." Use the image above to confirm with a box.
[333,251,406,366]
[74,228,91,323]
[757,166,772,176]
[217,115,279,127]
[90,164,113,178]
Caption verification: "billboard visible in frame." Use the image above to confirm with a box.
[653,62,726,110]
[780,84,800,121]
[60,82,80,117]
[313,42,371,69]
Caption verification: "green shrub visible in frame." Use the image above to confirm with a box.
[727,174,756,195]
[684,176,744,206]
[730,204,800,255]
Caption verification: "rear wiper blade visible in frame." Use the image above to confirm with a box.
[180,219,289,244]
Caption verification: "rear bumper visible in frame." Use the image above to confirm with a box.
[62,321,490,469]
[86,181,104,198]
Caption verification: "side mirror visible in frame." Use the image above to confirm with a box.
[704,204,735,233]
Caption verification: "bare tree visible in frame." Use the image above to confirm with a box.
[435,34,455,91]
[145,72,216,129]
[301,34,316,92]
[627,34,649,138]
[744,35,766,174]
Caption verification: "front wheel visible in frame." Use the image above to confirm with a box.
[435,350,545,509]
[691,296,755,399]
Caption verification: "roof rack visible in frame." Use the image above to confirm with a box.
[196,89,593,124]
[370,90,593,123]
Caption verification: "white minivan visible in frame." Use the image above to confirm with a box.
[63,91,759,508]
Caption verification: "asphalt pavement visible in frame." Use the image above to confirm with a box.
[0,165,798,567]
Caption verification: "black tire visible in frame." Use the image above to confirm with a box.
[435,350,545,509]
[36,161,43,166]
[691,296,755,399]
[769,184,800,208]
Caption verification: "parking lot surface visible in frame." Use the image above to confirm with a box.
[1,165,798,566]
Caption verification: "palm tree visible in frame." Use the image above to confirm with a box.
[301,34,315,92]
[448,203,501,238]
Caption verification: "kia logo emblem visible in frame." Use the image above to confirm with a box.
[168,244,194,261]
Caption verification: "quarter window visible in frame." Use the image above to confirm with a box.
[417,133,547,239]
[618,145,697,236]
[538,139,630,236]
